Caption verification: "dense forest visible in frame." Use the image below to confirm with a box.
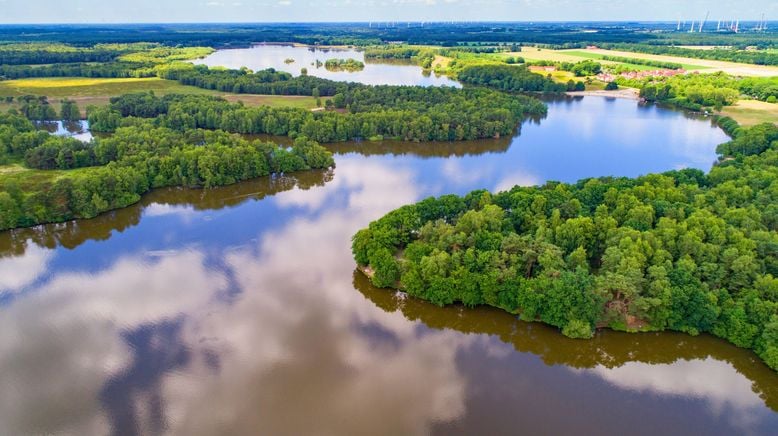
[87,89,547,142]
[0,42,154,64]
[629,73,778,110]
[457,65,572,92]
[0,42,212,66]
[0,110,334,230]
[1,23,775,48]
[159,65,359,96]
[352,121,778,371]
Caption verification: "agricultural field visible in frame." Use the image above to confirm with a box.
[718,99,778,126]
[502,47,676,71]
[222,94,319,110]
[504,46,778,77]
[0,77,217,98]
[570,47,778,77]
[561,50,710,71]
[0,77,321,114]
[527,67,609,90]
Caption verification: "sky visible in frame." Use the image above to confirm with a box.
[0,0,774,24]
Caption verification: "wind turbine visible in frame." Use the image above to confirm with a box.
[699,11,709,32]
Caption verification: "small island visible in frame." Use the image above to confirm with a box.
[284,58,295,64]
[324,58,365,72]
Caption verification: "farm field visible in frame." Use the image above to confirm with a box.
[570,47,778,77]
[0,77,321,114]
[504,46,778,76]
[504,47,706,72]
[561,50,710,70]
[718,99,778,126]
[0,77,218,98]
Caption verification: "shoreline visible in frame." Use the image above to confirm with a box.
[566,88,640,100]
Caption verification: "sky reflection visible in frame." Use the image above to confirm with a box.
[0,96,773,435]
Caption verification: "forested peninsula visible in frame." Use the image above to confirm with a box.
[87,88,546,142]
[0,110,334,230]
[352,121,778,371]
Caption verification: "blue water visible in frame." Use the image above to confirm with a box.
[3,95,773,436]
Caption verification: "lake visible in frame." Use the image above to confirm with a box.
[194,44,462,87]
[2,95,777,434]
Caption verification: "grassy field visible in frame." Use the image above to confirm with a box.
[718,100,778,126]
[561,50,709,71]
[0,77,219,98]
[222,94,319,110]
[574,48,778,77]
[503,47,778,77]
[507,48,586,63]
[0,77,321,113]
[504,48,691,72]
[0,163,97,191]
[528,66,611,90]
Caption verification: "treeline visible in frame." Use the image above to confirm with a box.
[363,46,425,60]
[600,55,682,70]
[633,72,778,111]
[88,90,547,142]
[0,110,334,230]
[158,65,358,96]
[352,122,778,371]
[0,45,214,80]
[458,65,574,92]
[0,62,148,80]
[9,96,82,121]
[739,77,778,103]
[363,45,439,69]
[323,58,365,72]
[1,23,776,48]
[601,43,778,66]
[0,42,164,65]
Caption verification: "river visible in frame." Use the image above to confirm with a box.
[2,51,777,435]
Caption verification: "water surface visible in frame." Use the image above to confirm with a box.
[36,120,92,141]
[2,97,775,435]
[194,44,461,87]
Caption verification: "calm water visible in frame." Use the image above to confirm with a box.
[194,44,461,87]
[37,120,93,142]
[3,97,776,435]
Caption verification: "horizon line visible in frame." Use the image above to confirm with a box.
[0,20,775,26]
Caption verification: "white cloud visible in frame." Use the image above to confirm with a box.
[0,244,53,293]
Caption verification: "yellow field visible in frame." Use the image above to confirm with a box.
[508,47,588,63]
[504,48,688,72]
[528,66,611,91]
[718,100,778,126]
[0,77,218,98]
[569,48,778,77]
[502,46,778,77]
[432,55,451,69]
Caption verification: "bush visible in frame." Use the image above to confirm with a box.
[562,319,594,339]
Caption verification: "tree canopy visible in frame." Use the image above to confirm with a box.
[0,110,334,230]
[353,121,778,371]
